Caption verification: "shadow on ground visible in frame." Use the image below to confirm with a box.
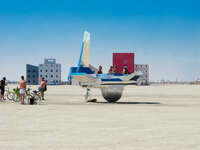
[91,101,161,105]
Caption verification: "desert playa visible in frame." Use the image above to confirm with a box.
[0,84,200,150]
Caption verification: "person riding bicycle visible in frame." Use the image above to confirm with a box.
[0,77,6,100]
[39,77,47,100]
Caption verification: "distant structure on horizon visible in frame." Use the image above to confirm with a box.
[113,53,135,73]
[39,59,61,85]
[26,64,39,85]
[26,58,61,85]
[112,53,149,85]
[135,64,149,85]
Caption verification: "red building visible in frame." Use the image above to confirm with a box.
[113,53,135,73]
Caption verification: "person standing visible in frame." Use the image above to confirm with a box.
[39,77,47,100]
[0,77,6,100]
[97,65,103,74]
[113,65,119,74]
[19,76,27,104]
[123,66,130,74]
[108,66,113,74]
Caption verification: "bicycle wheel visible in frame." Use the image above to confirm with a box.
[3,91,7,100]
[34,94,41,105]
[7,92,15,100]
[13,94,20,102]
[25,94,32,104]
[3,95,6,100]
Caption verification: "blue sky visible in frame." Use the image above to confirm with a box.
[0,0,200,81]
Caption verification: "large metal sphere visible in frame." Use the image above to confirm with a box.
[101,86,124,103]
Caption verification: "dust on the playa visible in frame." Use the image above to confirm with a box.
[0,84,200,150]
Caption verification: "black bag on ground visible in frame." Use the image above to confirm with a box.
[29,98,35,105]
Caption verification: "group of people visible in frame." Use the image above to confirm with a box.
[0,76,47,105]
[1,65,129,103]
[19,76,47,104]
[97,65,130,74]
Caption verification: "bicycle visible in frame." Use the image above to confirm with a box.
[26,88,42,105]
[13,88,20,102]
[3,87,15,101]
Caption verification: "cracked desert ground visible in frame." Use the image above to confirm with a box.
[0,84,200,150]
